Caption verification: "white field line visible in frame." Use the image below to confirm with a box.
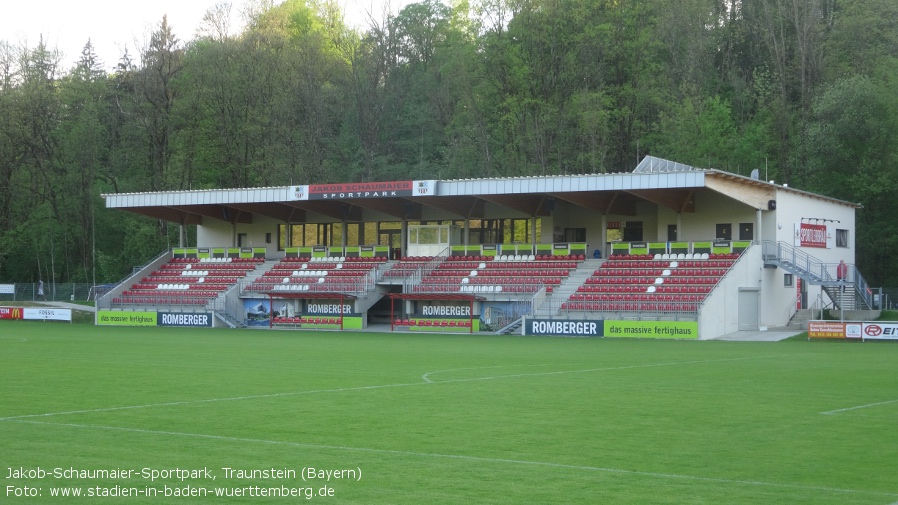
[422,364,547,383]
[7,418,898,500]
[820,399,898,415]
[422,365,504,383]
[0,355,787,422]
[0,382,422,421]
[422,355,788,384]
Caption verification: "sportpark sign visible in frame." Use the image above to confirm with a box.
[808,320,898,340]
[288,180,436,201]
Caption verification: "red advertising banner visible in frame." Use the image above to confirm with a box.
[799,223,827,248]
[0,307,23,320]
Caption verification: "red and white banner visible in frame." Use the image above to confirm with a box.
[0,307,71,321]
[0,307,23,320]
[288,180,436,201]
[798,223,827,248]
[861,322,898,340]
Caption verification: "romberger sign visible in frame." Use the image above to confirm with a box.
[526,319,602,336]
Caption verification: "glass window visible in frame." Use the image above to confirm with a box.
[836,229,848,247]
[716,223,732,240]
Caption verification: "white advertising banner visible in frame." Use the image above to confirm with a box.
[861,322,898,340]
[24,308,72,322]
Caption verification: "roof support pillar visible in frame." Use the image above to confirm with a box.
[756,208,763,243]
[530,216,537,248]
[401,220,408,259]
[677,213,683,241]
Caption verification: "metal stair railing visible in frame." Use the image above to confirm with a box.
[402,247,451,294]
[761,240,874,309]
[761,241,830,283]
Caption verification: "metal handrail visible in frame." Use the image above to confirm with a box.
[402,248,450,293]
[97,249,173,309]
[761,240,874,309]
[761,241,830,282]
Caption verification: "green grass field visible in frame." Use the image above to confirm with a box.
[2,322,897,504]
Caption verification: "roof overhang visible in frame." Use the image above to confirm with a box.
[101,158,860,223]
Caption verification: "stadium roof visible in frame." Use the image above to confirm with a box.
[102,157,859,225]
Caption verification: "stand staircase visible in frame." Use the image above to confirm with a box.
[494,259,603,334]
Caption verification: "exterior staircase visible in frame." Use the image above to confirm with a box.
[823,286,860,310]
[787,309,814,330]
[762,241,874,310]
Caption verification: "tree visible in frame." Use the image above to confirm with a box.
[803,74,898,285]
[137,16,186,191]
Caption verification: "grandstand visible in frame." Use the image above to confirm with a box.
[113,256,261,308]
[99,156,875,338]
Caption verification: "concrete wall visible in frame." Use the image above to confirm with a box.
[772,189,856,264]
[677,191,760,242]
[197,215,283,258]
[699,245,765,339]
[767,188,857,314]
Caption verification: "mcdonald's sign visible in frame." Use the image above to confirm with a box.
[0,307,23,320]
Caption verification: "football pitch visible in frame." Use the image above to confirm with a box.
[1,323,897,504]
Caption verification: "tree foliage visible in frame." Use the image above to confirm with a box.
[1,0,897,285]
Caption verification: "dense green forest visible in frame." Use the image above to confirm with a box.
[1,0,897,286]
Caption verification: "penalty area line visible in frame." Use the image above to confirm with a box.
[0,354,789,422]
[7,418,898,500]
[820,398,898,415]
[0,381,423,421]
[422,354,791,384]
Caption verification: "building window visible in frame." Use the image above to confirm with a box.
[836,229,848,248]
[784,273,793,287]
[623,221,643,241]
[667,224,678,241]
[716,223,732,240]
[739,223,753,241]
